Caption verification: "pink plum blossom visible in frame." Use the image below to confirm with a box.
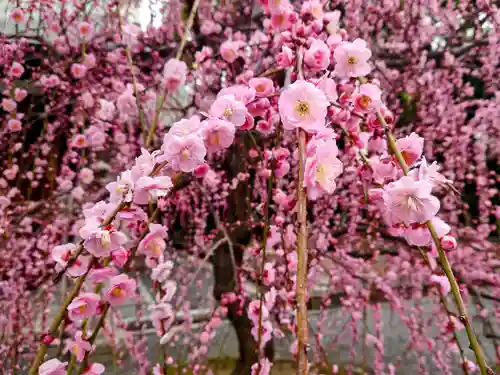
[65,331,92,362]
[163,58,188,92]
[10,8,24,24]
[396,132,424,167]
[209,95,247,127]
[2,99,17,113]
[9,62,24,78]
[79,168,94,185]
[304,138,343,200]
[83,363,105,375]
[14,88,27,101]
[220,40,245,63]
[278,80,328,133]
[39,358,67,375]
[67,293,100,321]
[218,85,256,104]
[7,119,22,132]
[317,77,338,102]
[355,83,382,113]
[165,115,202,141]
[84,228,128,257]
[138,223,168,258]
[333,39,372,78]
[78,22,93,40]
[71,63,88,79]
[404,217,450,247]
[88,267,119,285]
[133,176,173,205]
[104,274,137,306]
[72,134,87,149]
[383,176,440,225]
[131,148,156,180]
[251,357,273,375]
[162,134,206,172]
[277,45,294,67]
[249,77,274,97]
[96,99,115,121]
[106,170,135,203]
[202,118,236,153]
[52,243,91,277]
[304,39,330,71]
[429,274,451,295]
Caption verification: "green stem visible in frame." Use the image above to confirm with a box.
[379,111,491,375]
[27,263,93,375]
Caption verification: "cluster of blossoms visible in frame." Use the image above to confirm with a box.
[0,0,498,374]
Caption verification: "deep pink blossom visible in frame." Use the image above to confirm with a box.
[355,83,382,113]
[396,132,424,167]
[104,274,137,306]
[304,39,330,71]
[9,62,24,78]
[67,293,100,321]
[10,8,24,24]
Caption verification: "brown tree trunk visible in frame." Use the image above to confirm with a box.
[211,141,274,375]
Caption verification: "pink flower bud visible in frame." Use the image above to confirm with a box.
[441,235,457,251]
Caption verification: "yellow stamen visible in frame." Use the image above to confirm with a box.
[181,149,190,160]
[295,101,310,117]
[223,107,233,117]
[348,56,357,65]
[359,95,371,109]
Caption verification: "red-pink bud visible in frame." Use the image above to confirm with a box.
[42,334,54,345]
[441,235,457,251]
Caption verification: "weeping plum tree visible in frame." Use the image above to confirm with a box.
[0,0,498,374]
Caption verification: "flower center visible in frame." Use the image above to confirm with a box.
[223,107,233,117]
[275,14,285,25]
[359,95,372,109]
[147,239,163,256]
[208,132,220,146]
[348,56,357,65]
[100,231,111,248]
[256,84,266,93]
[112,286,123,297]
[294,101,309,117]
[316,164,328,184]
[78,304,87,314]
[181,148,190,160]
[406,195,420,211]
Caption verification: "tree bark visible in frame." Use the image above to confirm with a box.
[211,141,274,375]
